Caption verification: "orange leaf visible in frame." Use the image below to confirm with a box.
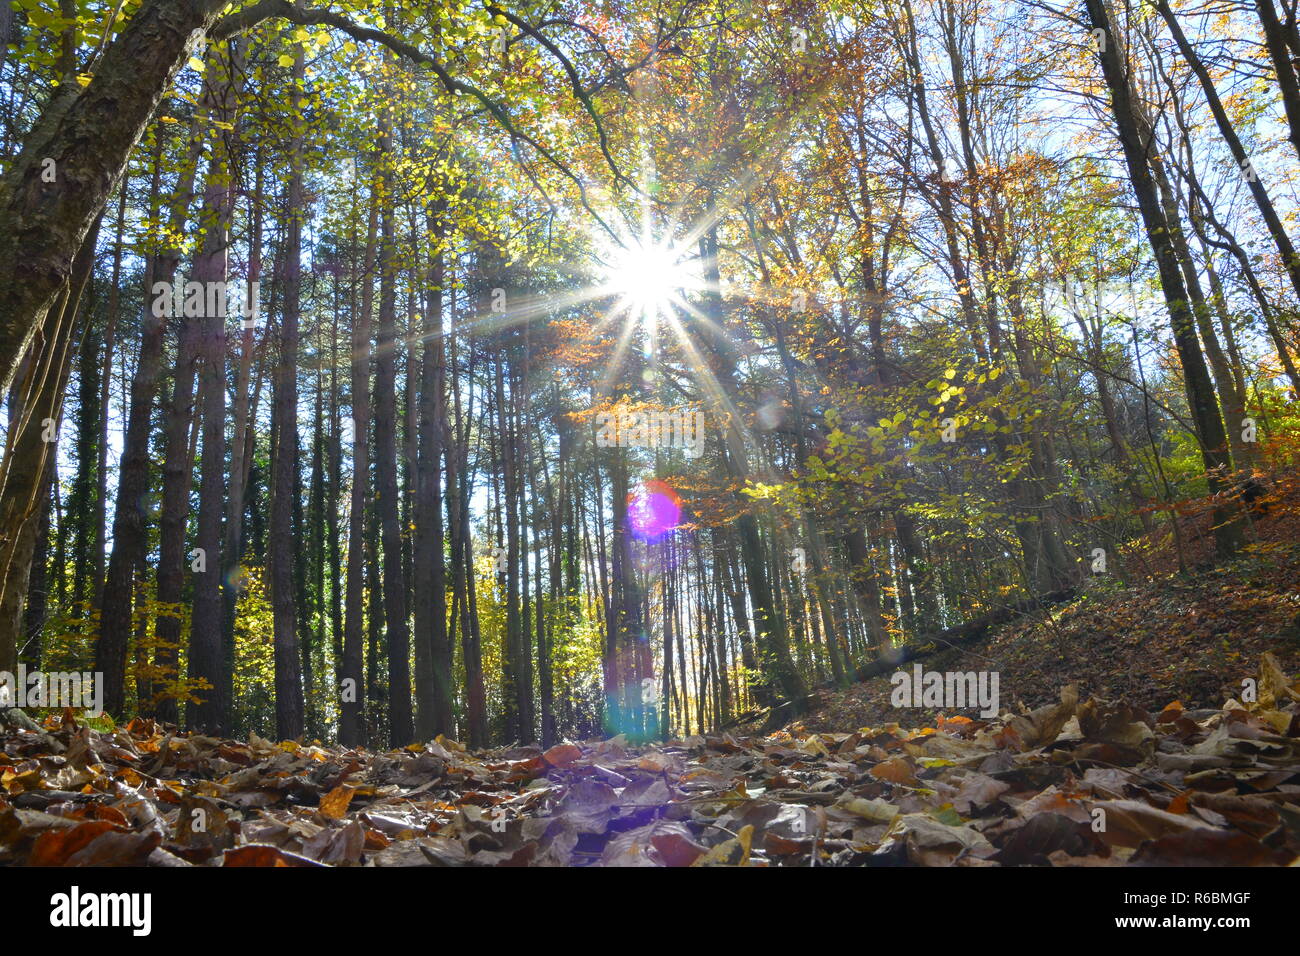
[223,844,323,867]
[29,820,118,866]
[319,783,356,819]
[870,756,920,786]
[543,743,582,768]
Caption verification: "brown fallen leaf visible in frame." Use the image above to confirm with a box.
[870,756,920,787]
[1089,799,1214,848]
[1077,697,1155,750]
[993,813,1104,865]
[836,795,900,823]
[652,826,707,866]
[302,820,364,865]
[2,767,43,795]
[28,820,119,866]
[63,828,161,866]
[1130,829,1288,866]
[222,844,325,867]
[542,743,582,768]
[1005,684,1078,751]
[890,813,994,866]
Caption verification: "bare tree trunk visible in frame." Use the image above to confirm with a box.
[446,277,486,746]
[0,216,100,676]
[222,156,263,729]
[1256,0,1300,161]
[92,186,129,613]
[269,48,306,740]
[96,101,203,716]
[1085,0,1244,557]
[413,205,452,739]
[374,129,413,746]
[0,0,234,395]
[340,176,378,748]
[186,41,242,734]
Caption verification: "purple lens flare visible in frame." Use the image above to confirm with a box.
[627,479,682,541]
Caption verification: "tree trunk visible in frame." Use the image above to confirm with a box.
[413,205,452,740]
[269,48,306,741]
[0,0,233,396]
[96,95,203,715]
[340,181,378,748]
[186,41,241,734]
[0,216,100,676]
[1084,0,1244,558]
[374,144,413,747]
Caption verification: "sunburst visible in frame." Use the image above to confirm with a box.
[598,236,697,328]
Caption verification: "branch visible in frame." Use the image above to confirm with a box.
[484,3,637,194]
[210,0,622,237]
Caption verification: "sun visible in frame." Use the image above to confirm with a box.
[602,238,695,321]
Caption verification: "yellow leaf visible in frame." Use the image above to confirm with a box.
[837,796,899,823]
[691,825,753,866]
[798,735,831,757]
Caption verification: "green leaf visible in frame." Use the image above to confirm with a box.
[928,804,964,826]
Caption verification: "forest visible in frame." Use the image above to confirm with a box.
[0,0,1299,872]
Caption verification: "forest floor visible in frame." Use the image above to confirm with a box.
[1,658,1298,866]
[2,483,1299,866]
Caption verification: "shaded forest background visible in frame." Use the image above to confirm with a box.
[1,0,1298,751]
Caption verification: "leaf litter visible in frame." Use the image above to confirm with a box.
[2,654,1299,867]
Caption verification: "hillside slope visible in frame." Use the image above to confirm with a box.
[789,478,1300,735]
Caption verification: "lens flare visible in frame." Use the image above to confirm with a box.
[627,479,682,541]
[599,235,696,325]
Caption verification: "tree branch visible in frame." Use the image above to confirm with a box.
[210,0,628,237]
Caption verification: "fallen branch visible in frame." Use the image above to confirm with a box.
[728,587,1079,733]
[852,587,1078,682]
